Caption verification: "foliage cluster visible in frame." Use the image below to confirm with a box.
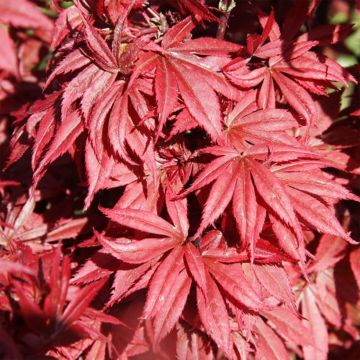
[1,0,360,359]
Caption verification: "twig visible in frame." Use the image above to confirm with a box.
[216,0,236,39]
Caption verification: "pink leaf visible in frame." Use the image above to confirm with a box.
[302,287,328,360]
[100,207,178,238]
[197,273,232,356]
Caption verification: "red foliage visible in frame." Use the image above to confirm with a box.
[1,0,360,359]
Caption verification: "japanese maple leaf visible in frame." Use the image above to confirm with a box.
[285,228,359,360]
[133,16,242,142]
[52,11,124,122]
[177,143,318,259]
[188,230,295,355]
[307,232,348,275]
[31,21,154,187]
[0,0,53,32]
[299,285,329,360]
[99,192,192,345]
[98,189,272,347]
[198,231,296,310]
[271,161,359,244]
[42,5,148,162]
[223,10,355,126]
[224,90,299,148]
[261,305,313,347]
[0,196,88,253]
[265,159,358,263]
[5,248,114,355]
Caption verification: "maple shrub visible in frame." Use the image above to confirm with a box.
[1,0,360,359]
